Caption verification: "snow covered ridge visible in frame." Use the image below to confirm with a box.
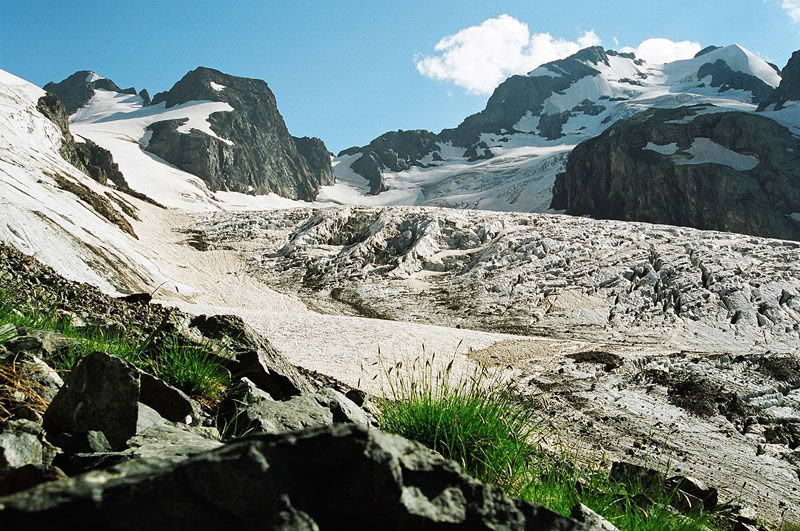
[45,66,334,209]
[332,44,798,218]
[0,69,178,294]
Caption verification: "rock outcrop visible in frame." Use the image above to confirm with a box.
[0,424,584,530]
[36,92,130,190]
[43,71,139,115]
[758,49,800,110]
[145,67,332,200]
[551,106,800,240]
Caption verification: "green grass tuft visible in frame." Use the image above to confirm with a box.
[379,355,536,491]
[150,334,229,401]
[376,351,725,531]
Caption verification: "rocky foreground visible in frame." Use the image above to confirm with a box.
[185,205,800,522]
[0,244,597,529]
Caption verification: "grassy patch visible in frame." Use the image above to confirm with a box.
[377,354,725,531]
[379,356,536,491]
[0,282,228,402]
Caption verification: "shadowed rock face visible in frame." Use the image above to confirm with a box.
[759,50,800,111]
[0,424,584,530]
[697,59,775,104]
[292,136,334,186]
[551,106,800,240]
[146,67,332,200]
[442,47,610,147]
[36,92,129,190]
[43,71,138,115]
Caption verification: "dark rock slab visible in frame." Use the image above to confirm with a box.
[0,424,586,530]
[43,352,141,450]
[190,314,313,399]
[43,352,203,450]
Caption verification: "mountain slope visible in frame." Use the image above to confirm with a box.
[46,67,333,207]
[0,69,173,293]
[330,44,793,230]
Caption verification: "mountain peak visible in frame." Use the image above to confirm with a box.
[43,70,139,114]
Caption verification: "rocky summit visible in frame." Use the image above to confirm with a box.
[146,67,332,199]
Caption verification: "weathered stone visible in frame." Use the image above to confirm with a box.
[43,352,141,450]
[138,371,201,425]
[190,314,312,399]
[0,464,66,496]
[0,420,51,474]
[51,431,112,456]
[0,424,586,530]
[10,352,63,402]
[667,475,719,511]
[5,331,70,360]
[236,379,331,434]
[571,503,619,530]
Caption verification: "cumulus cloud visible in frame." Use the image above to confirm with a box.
[414,14,602,94]
[783,0,800,22]
[414,15,704,93]
[620,38,702,64]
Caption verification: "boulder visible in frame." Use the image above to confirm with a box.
[0,464,66,496]
[190,314,313,399]
[43,352,203,450]
[233,378,358,435]
[666,475,719,511]
[570,504,619,531]
[0,420,54,475]
[43,352,140,450]
[0,424,587,530]
[138,372,202,425]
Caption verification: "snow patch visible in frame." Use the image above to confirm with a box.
[513,112,540,133]
[84,71,105,83]
[209,81,226,92]
[644,142,679,155]
[673,138,760,170]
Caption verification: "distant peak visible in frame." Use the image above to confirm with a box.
[694,45,721,58]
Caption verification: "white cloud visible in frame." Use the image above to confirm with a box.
[620,38,702,64]
[414,14,602,94]
[783,0,800,21]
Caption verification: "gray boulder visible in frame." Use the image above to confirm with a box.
[43,352,140,450]
[234,379,368,435]
[43,352,203,450]
[0,420,55,475]
[0,424,586,530]
[190,314,313,399]
[571,504,619,531]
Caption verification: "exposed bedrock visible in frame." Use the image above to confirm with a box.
[551,106,800,240]
[145,67,332,200]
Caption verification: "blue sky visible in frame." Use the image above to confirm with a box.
[1,1,798,152]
